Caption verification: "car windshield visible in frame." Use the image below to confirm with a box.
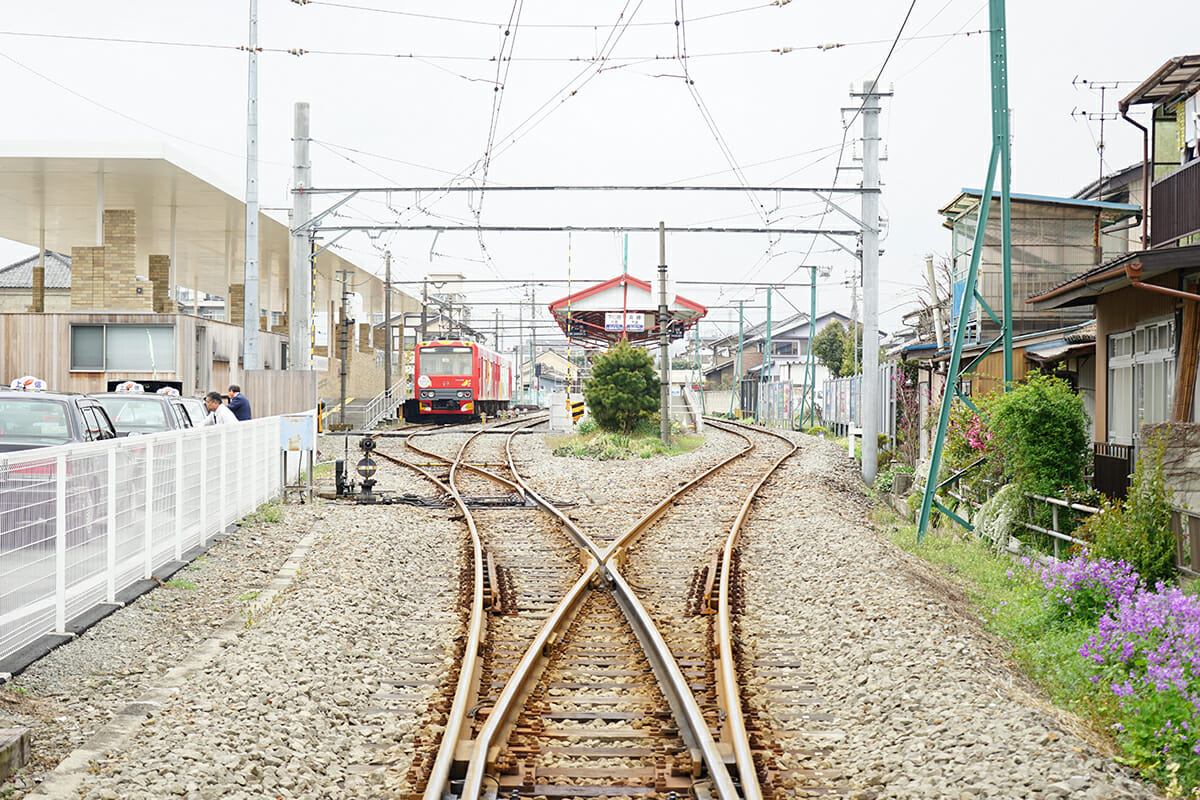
[95,396,170,433]
[419,346,473,376]
[0,397,72,446]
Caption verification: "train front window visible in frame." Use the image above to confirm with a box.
[420,346,473,376]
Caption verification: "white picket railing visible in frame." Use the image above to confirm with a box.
[0,417,282,669]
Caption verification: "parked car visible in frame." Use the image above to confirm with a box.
[0,390,117,553]
[0,390,117,452]
[179,396,209,427]
[92,392,194,436]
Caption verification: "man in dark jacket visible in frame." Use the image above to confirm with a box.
[227,384,252,421]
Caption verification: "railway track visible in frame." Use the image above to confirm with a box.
[356,415,826,798]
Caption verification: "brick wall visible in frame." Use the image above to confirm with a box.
[358,322,373,354]
[228,284,244,326]
[69,246,103,309]
[68,210,152,311]
[149,254,171,312]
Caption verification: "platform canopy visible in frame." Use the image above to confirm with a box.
[0,141,401,313]
[547,273,707,348]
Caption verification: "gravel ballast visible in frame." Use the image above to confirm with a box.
[0,425,1168,799]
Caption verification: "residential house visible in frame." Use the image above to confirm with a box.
[1027,54,1200,501]
[0,251,71,312]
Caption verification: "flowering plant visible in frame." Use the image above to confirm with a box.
[1034,554,1141,626]
[1081,586,1200,789]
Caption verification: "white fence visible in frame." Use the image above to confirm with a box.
[0,417,282,669]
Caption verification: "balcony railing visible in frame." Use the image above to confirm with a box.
[1151,158,1200,247]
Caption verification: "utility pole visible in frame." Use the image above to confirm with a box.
[289,101,312,370]
[925,254,945,349]
[242,0,260,371]
[531,287,538,405]
[658,221,671,444]
[729,300,744,417]
[336,269,352,426]
[384,250,392,400]
[759,287,773,425]
[855,79,889,485]
[518,298,524,404]
[420,278,428,344]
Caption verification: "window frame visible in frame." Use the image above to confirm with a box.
[69,323,177,372]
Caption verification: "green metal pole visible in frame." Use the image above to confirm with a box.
[918,0,1012,541]
[994,0,1014,386]
[695,319,705,414]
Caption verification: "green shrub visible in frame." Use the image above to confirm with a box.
[576,417,597,435]
[988,372,1090,497]
[582,339,659,433]
[1077,432,1175,586]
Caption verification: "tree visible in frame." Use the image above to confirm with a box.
[811,321,847,377]
[839,322,863,377]
[583,339,660,433]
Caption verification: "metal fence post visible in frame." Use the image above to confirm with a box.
[175,430,184,560]
[144,439,154,579]
[199,429,208,540]
[1052,503,1060,560]
[107,447,117,603]
[55,453,67,634]
[219,427,228,532]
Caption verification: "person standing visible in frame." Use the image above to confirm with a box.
[227,384,252,421]
[204,391,238,425]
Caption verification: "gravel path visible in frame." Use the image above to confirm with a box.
[0,425,1166,799]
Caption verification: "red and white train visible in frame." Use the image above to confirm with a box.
[403,340,513,423]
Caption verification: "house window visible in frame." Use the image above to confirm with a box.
[772,341,798,356]
[1107,317,1174,445]
[70,324,177,372]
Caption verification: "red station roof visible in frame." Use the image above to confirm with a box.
[547,274,707,347]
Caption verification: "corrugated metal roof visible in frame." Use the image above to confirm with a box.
[0,251,71,289]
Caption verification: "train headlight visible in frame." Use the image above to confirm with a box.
[420,390,435,399]
[456,390,471,399]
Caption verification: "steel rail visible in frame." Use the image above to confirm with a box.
[417,425,489,800]
[462,423,760,798]
[707,418,799,798]
[362,428,491,800]
[419,416,762,798]
[458,422,611,797]
[403,414,547,496]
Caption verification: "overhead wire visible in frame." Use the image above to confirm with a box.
[776,0,919,289]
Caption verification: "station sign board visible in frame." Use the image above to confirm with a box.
[604,312,645,332]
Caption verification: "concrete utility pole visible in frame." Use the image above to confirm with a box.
[925,254,945,349]
[658,221,671,444]
[384,250,392,398]
[337,270,352,425]
[420,278,429,343]
[242,0,260,371]
[289,102,312,370]
[855,79,889,485]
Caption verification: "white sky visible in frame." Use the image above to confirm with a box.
[0,1,1195,349]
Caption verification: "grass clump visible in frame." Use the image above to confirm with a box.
[552,418,703,460]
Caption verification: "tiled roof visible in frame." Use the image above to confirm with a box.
[0,251,71,289]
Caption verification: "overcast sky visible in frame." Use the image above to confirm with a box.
[0,1,1195,347]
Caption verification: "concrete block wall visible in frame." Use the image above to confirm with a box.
[358,323,373,354]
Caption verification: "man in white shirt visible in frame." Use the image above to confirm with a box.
[203,391,238,425]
